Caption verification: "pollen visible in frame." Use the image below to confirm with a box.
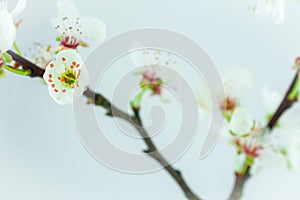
[54,89,58,93]
[50,63,54,68]
[62,57,66,61]
[49,74,52,78]
[51,84,55,88]
[62,89,66,93]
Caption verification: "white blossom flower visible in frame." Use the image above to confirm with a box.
[223,69,252,99]
[0,0,26,52]
[51,0,106,50]
[254,0,285,24]
[229,107,253,135]
[130,50,179,101]
[261,85,282,113]
[43,50,89,105]
[197,69,252,119]
[251,148,287,174]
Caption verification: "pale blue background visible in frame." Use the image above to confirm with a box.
[1,0,300,199]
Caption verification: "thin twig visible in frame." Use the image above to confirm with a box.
[228,70,299,200]
[7,51,201,200]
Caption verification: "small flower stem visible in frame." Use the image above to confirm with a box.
[229,168,251,200]
[7,50,44,78]
[2,64,31,76]
[13,42,22,56]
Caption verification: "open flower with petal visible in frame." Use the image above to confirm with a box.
[0,0,26,52]
[130,50,179,108]
[196,69,252,121]
[43,50,89,105]
[51,0,106,50]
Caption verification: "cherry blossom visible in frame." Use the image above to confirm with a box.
[0,0,26,52]
[43,50,89,105]
[51,0,106,51]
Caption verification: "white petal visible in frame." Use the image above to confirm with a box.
[256,0,285,24]
[0,10,16,51]
[10,0,26,18]
[43,60,65,78]
[80,16,106,43]
[229,107,253,135]
[288,130,300,171]
[74,65,89,100]
[258,149,286,168]
[131,50,162,67]
[50,16,77,36]
[0,0,7,10]
[49,86,74,105]
[223,69,252,99]
[56,0,80,17]
[272,0,285,24]
[56,49,83,71]
[261,85,282,112]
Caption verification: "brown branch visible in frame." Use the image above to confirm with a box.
[7,51,201,200]
[228,70,299,200]
[267,70,299,130]
[228,167,251,200]
[131,108,200,200]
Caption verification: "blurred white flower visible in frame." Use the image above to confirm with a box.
[51,0,106,50]
[197,69,252,117]
[43,50,89,105]
[261,85,282,113]
[229,107,253,135]
[223,69,252,99]
[288,128,300,171]
[0,0,26,52]
[251,148,287,174]
[254,0,285,24]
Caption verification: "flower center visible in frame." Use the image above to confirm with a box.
[60,69,77,88]
[60,36,80,49]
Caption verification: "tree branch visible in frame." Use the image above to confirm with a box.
[228,70,299,200]
[7,51,201,200]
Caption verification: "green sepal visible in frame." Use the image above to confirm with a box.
[0,69,5,78]
[2,52,12,63]
[245,155,255,165]
[56,36,63,42]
